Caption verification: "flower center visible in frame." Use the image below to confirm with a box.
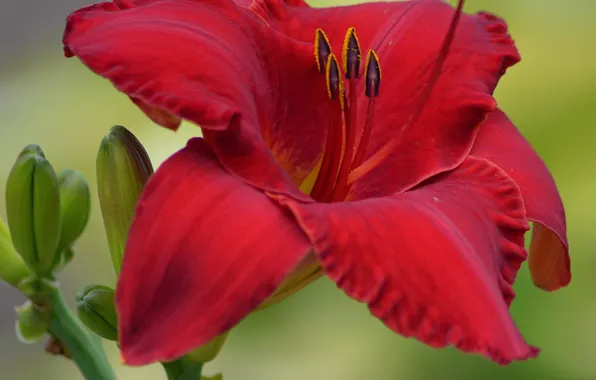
[309,27,381,203]
[307,0,465,203]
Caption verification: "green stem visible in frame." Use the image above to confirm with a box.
[162,361,184,380]
[161,358,204,380]
[47,289,117,380]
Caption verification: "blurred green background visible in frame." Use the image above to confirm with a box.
[0,0,594,379]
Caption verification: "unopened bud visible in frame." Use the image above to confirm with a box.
[5,146,61,275]
[19,144,45,158]
[76,285,118,341]
[97,126,153,273]
[0,219,30,288]
[57,169,91,251]
[15,300,51,343]
[186,333,229,364]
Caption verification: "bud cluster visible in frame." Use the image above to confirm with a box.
[3,144,92,276]
[0,144,91,342]
[1,125,228,377]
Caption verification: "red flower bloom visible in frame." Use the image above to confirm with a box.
[63,0,571,367]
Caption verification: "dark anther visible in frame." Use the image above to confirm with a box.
[315,29,332,74]
[343,27,361,79]
[364,50,381,98]
[326,54,341,100]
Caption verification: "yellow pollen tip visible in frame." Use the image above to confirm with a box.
[342,27,361,73]
[314,28,331,73]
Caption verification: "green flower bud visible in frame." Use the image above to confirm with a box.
[57,169,91,250]
[186,333,229,364]
[76,285,118,341]
[0,219,30,287]
[15,300,51,343]
[6,146,62,275]
[97,126,153,273]
[19,144,45,158]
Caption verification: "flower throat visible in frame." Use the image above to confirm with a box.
[308,0,465,203]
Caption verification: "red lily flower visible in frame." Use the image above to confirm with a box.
[63,0,571,367]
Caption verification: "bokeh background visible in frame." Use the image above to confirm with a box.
[0,0,594,379]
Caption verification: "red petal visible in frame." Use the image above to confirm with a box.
[116,138,310,365]
[65,0,520,203]
[264,1,520,197]
[471,109,570,291]
[271,157,537,365]
[130,97,181,131]
[63,0,328,190]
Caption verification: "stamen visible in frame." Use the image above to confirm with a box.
[350,50,380,170]
[314,29,332,74]
[311,53,345,201]
[348,0,466,185]
[342,27,361,79]
[331,29,363,201]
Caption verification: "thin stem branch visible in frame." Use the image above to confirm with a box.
[47,289,117,380]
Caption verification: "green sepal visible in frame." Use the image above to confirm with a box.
[15,300,51,343]
[186,333,229,364]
